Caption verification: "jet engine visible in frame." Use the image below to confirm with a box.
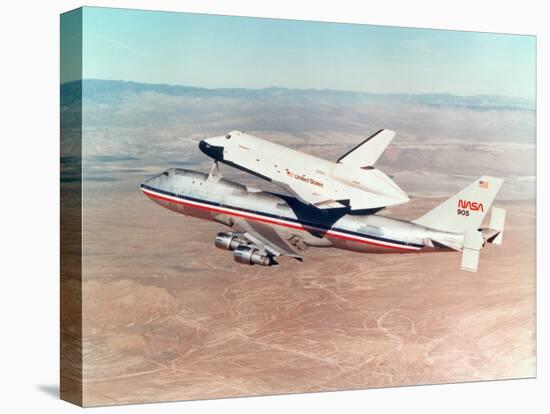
[215,232,275,266]
[233,245,274,266]
[215,232,246,251]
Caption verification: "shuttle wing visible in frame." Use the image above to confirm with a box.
[276,172,408,211]
[273,180,344,209]
[231,217,303,259]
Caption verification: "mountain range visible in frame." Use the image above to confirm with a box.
[61,79,535,112]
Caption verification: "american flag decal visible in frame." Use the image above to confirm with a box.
[479,180,489,189]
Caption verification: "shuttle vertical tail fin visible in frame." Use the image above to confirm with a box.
[337,129,395,167]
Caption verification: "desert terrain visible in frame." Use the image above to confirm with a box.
[61,80,536,406]
[79,177,535,406]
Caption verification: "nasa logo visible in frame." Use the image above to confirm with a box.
[458,199,484,212]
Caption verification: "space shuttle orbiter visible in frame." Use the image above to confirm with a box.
[199,129,409,211]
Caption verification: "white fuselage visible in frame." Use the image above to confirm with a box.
[141,168,463,255]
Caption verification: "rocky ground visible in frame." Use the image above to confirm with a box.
[78,179,536,406]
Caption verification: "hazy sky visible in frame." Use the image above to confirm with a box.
[68,7,535,99]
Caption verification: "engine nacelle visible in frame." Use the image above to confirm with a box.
[233,245,273,266]
[215,232,245,251]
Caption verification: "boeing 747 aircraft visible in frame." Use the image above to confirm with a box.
[141,130,505,272]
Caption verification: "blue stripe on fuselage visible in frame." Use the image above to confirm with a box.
[141,183,424,249]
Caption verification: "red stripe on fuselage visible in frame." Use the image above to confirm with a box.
[142,188,418,252]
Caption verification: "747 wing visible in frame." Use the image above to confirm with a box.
[231,217,304,261]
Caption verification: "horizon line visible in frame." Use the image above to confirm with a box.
[61,78,535,101]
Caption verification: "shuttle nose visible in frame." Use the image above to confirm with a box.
[199,137,225,161]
